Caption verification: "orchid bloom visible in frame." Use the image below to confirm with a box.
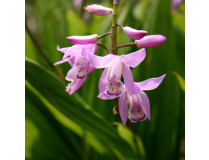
[135,35,166,48]
[89,48,146,99]
[119,74,166,125]
[84,4,113,16]
[54,44,97,94]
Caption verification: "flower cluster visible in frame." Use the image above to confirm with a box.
[55,3,166,125]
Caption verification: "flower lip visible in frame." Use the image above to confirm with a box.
[129,107,147,122]
[84,4,113,16]
[123,26,148,40]
[128,94,147,122]
[106,78,124,97]
[67,34,98,45]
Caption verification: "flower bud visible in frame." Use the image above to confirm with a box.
[67,34,98,44]
[84,4,113,16]
[135,35,166,48]
[123,26,147,40]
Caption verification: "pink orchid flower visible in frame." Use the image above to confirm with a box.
[54,44,97,94]
[89,48,146,99]
[119,74,166,125]
[84,4,113,16]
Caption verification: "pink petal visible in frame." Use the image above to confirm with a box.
[57,45,67,53]
[139,91,150,120]
[74,55,89,67]
[89,54,116,68]
[84,4,113,16]
[122,64,134,94]
[68,56,75,66]
[120,48,146,68]
[70,79,85,95]
[135,35,166,48]
[62,45,83,60]
[97,92,115,100]
[54,58,70,65]
[123,26,147,40]
[67,34,98,45]
[119,92,128,125]
[135,74,166,91]
[86,66,95,74]
[99,68,109,94]
[81,44,98,59]
[109,59,123,80]
[65,67,80,81]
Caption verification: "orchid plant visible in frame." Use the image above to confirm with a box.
[55,0,166,125]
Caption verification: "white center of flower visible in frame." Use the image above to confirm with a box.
[77,67,87,79]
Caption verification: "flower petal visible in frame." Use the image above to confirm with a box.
[65,67,79,81]
[139,91,150,120]
[74,55,89,67]
[120,48,146,68]
[109,59,123,80]
[135,35,166,48]
[123,26,147,40]
[99,68,109,94]
[122,64,134,94]
[89,54,116,68]
[54,58,70,65]
[81,44,98,59]
[67,34,98,44]
[119,92,128,125]
[87,66,95,74]
[135,74,166,91]
[70,79,85,95]
[62,45,83,60]
[97,92,115,100]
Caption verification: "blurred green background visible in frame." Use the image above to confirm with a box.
[25,0,185,159]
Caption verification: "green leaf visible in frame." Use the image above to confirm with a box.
[25,57,140,159]
[25,85,81,160]
[172,12,185,32]
[172,71,185,91]
[66,10,87,35]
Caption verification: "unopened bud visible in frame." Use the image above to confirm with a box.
[84,4,113,16]
[123,26,147,40]
[135,35,166,48]
[67,34,98,44]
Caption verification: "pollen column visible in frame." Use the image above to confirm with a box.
[111,0,120,55]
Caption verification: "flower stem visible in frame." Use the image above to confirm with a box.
[116,42,136,49]
[115,23,123,30]
[98,32,112,39]
[97,43,111,54]
[111,0,119,55]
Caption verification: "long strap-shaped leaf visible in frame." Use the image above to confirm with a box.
[25,57,140,159]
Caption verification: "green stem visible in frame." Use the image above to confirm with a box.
[97,43,111,54]
[111,0,119,55]
[98,32,112,39]
[116,42,136,49]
